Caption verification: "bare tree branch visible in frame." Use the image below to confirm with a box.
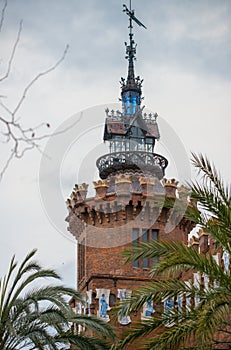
[0,148,14,180]
[0,0,7,33]
[12,44,69,117]
[0,39,70,181]
[0,1,73,182]
[0,103,81,181]
[0,20,23,82]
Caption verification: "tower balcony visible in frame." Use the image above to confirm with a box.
[96,151,168,180]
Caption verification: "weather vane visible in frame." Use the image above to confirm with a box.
[123,0,147,30]
[122,0,146,68]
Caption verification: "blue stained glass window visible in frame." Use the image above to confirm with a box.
[125,96,131,114]
[132,97,136,114]
[124,92,140,115]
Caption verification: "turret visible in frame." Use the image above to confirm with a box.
[98,2,168,180]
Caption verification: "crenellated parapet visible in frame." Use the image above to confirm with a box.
[115,174,132,196]
[93,179,110,198]
[66,183,89,210]
[139,176,155,195]
[66,176,197,217]
[66,174,196,247]
[163,178,179,198]
[75,183,89,201]
[162,178,179,186]
[67,176,165,211]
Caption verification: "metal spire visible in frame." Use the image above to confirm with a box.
[122,1,146,90]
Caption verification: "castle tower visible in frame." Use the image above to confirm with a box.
[66,2,195,341]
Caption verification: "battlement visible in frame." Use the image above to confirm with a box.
[66,176,195,211]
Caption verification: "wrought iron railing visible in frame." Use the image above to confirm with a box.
[96,151,168,179]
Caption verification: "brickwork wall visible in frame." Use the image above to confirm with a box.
[67,178,231,349]
[66,176,198,349]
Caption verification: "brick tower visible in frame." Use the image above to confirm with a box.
[66,2,195,341]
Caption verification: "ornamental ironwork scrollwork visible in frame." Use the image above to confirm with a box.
[96,151,168,179]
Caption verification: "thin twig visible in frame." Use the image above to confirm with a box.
[0,20,23,82]
[0,115,81,181]
[12,44,69,117]
[0,100,13,119]
[0,43,70,181]
[0,150,14,181]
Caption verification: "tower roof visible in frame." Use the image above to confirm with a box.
[97,2,168,180]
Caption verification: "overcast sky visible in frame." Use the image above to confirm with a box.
[0,0,230,288]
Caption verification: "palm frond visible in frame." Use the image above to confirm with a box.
[58,333,112,350]
[115,316,163,350]
[191,153,230,207]
[0,250,115,350]
[69,313,116,341]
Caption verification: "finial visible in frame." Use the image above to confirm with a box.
[120,1,147,116]
[122,2,146,86]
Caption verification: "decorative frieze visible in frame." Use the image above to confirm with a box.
[117,289,132,325]
[177,293,183,312]
[163,297,175,327]
[203,273,209,291]
[141,300,155,320]
[222,250,230,275]
[185,280,191,311]
[213,253,220,265]
[86,290,92,316]
[193,272,201,307]
[212,253,220,288]
[96,288,111,322]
